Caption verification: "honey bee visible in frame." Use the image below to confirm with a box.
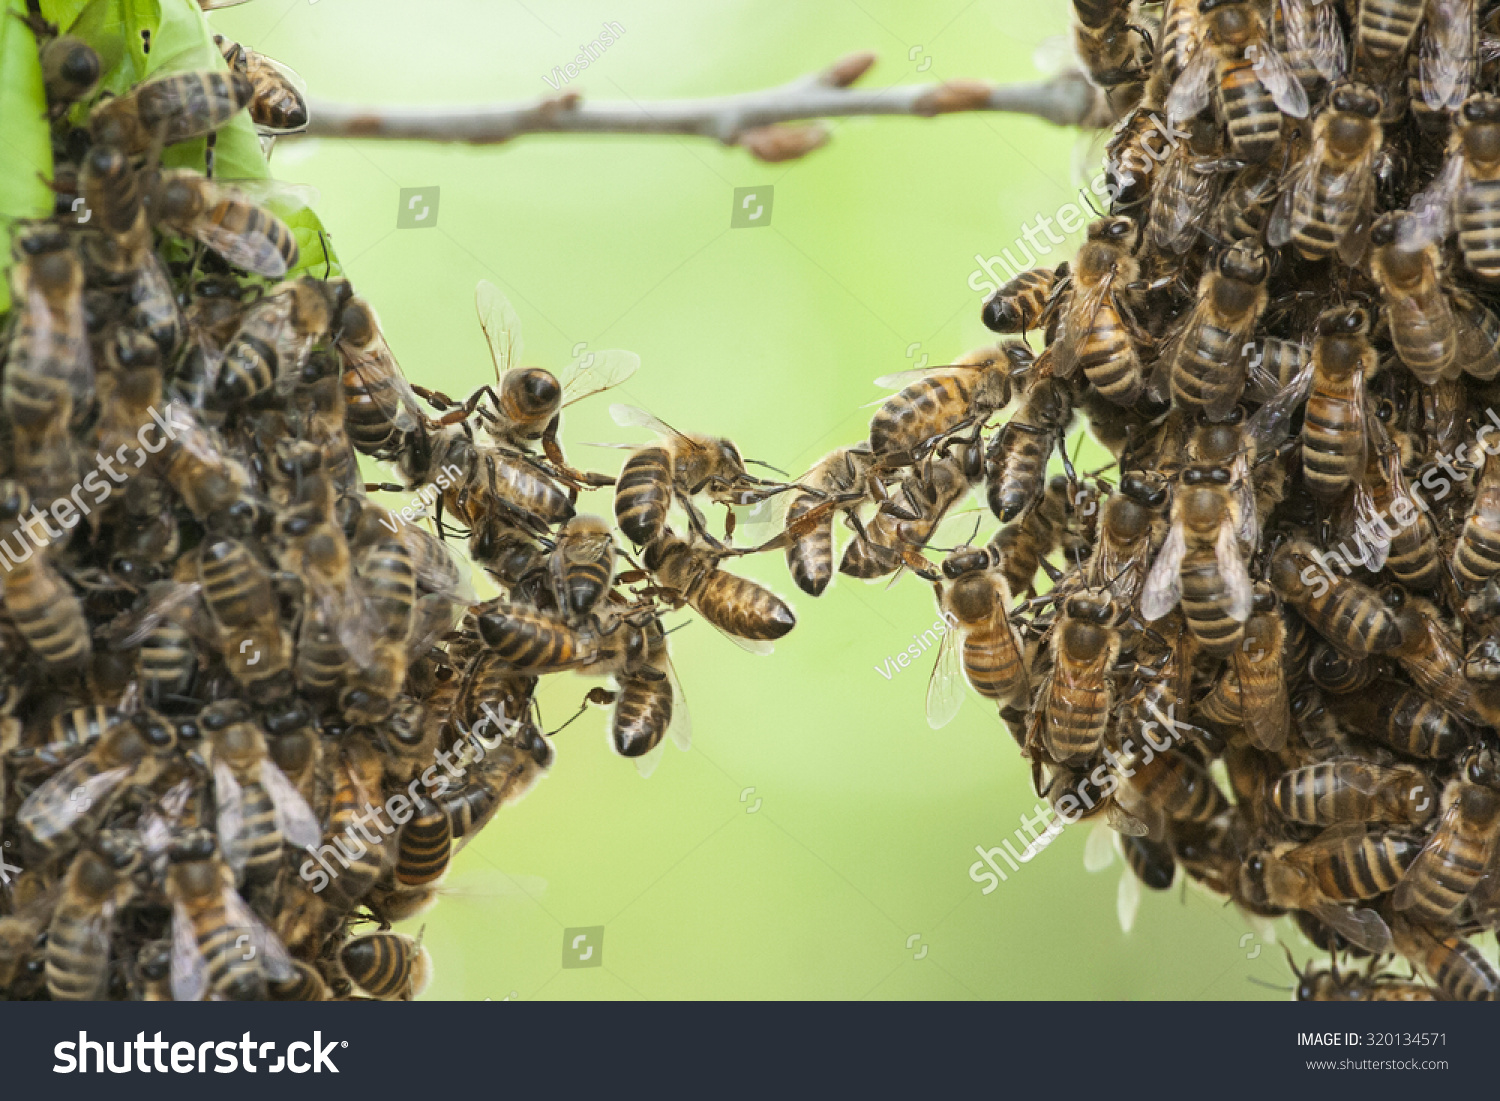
[45,836,139,1000]
[1414,0,1478,114]
[215,36,308,133]
[868,343,1026,466]
[340,932,431,1000]
[1036,588,1123,765]
[147,170,300,279]
[1049,217,1146,407]
[1148,116,1232,254]
[1452,288,1500,379]
[644,528,796,649]
[1205,585,1292,751]
[269,961,332,1002]
[1166,241,1270,419]
[1324,683,1470,760]
[1408,94,1500,281]
[1355,0,1427,68]
[336,295,428,463]
[985,375,1074,521]
[981,267,1062,335]
[1142,464,1253,656]
[1299,306,1373,502]
[604,612,688,763]
[197,536,291,689]
[1356,421,1442,592]
[841,449,974,579]
[1114,741,1230,840]
[781,444,874,597]
[22,6,103,117]
[1366,213,1458,384]
[1268,540,1404,656]
[5,229,92,415]
[1071,0,1150,105]
[158,403,254,523]
[394,793,452,888]
[1268,82,1383,263]
[165,829,297,1001]
[611,405,779,548]
[548,515,616,623]
[17,712,174,859]
[90,67,254,154]
[1105,106,1171,210]
[202,701,321,885]
[1085,469,1167,608]
[212,276,348,407]
[1166,0,1309,164]
[1241,840,1393,952]
[1160,0,1204,85]
[1453,446,1500,590]
[416,280,637,484]
[925,546,1029,729]
[476,605,596,672]
[1271,0,1347,92]
[1385,588,1485,726]
[1389,911,1499,1001]
[1272,760,1437,827]
[1392,749,1500,922]
[0,482,92,670]
[1290,954,1437,1001]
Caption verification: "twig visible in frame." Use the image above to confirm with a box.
[300,54,1113,161]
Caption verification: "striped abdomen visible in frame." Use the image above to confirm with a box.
[961,621,1027,702]
[1302,382,1363,499]
[1328,686,1466,760]
[1387,287,1456,381]
[838,527,902,579]
[1180,546,1245,656]
[691,570,795,641]
[615,446,673,545]
[1043,671,1109,763]
[207,199,298,274]
[1121,835,1175,890]
[1131,751,1227,822]
[1219,56,1282,163]
[784,490,835,596]
[1076,296,1142,405]
[199,538,268,628]
[1357,0,1423,63]
[1292,162,1363,260]
[985,423,1048,521]
[357,539,418,641]
[138,71,254,145]
[1305,831,1419,901]
[612,672,673,757]
[1456,175,1500,279]
[236,780,284,883]
[983,268,1056,333]
[4,560,91,668]
[1453,490,1500,587]
[343,367,410,456]
[216,315,280,405]
[477,607,589,671]
[46,898,110,1000]
[1171,317,1247,413]
[1423,934,1500,1001]
[45,706,113,756]
[869,373,973,458]
[395,796,452,887]
[1303,582,1402,655]
[1382,507,1441,591]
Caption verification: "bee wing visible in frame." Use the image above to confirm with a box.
[1336,173,1377,267]
[1140,521,1186,622]
[1265,156,1313,248]
[1235,638,1289,754]
[1281,0,1347,81]
[721,630,775,656]
[1419,0,1475,111]
[220,884,296,983]
[925,618,965,730]
[609,403,691,443]
[74,906,115,998]
[1117,867,1141,934]
[21,280,95,409]
[633,741,665,779]
[170,900,211,1002]
[17,761,132,847]
[258,758,322,850]
[1083,820,1117,873]
[336,322,426,442]
[873,368,937,389]
[1312,901,1392,954]
[1246,356,1315,456]
[105,580,204,648]
[1104,800,1152,837]
[1204,318,1258,423]
[1216,521,1253,623]
[1351,481,1391,573]
[1248,40,1309,117]
[1165,41,1216,122]
[1393,802,1461,912]
[197,0,254,8]
[1407,154,1463,245]
[560,349,641,408]
[665,657,692,752]
[1051,274,1115,380]
[188,207,295,280]
[476,279,523,383]
[1282,821,1369,870]
[212,757,249,881]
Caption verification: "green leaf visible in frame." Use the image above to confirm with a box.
[0,0,56,314]
[41,0,160,98]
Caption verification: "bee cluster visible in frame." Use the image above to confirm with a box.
[932,0,1500,999]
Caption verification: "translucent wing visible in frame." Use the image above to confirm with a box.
[560,349,640,408]
[1216,520,1254,622]
[476,279,523,384]
[1246,356,1315,456]
[20,280,94,410]
[1234,636,1289,753]
[1105,800,1152,838]
[72,907,115,998]
[874,368,938,389]
[1351,482,1391,573]
[1420,0,1476,111]
[1083,821,1117,873]
[1281,0,1346,81]
[1393,803,1461,913]
[170,900,210,1002]
[1117,868,1141,933]
[213,758,249,880]
[221,883,296,983]
[1165,41,1216,122]
[666,657,692,753]
[335,309,426,442]
[1265,156,1314,248]
[609,403,691,441]
[197,0,255,7]
[259,758,322,849]
[1248,40,1309,117]
[190,206,295,279]
[106,580,204,648]
[17,761,132,847]
[1336,173,1377,267]
[1312,901,1391,954]
[1050,273,1116,380]
[1407,154,1463,245]
[1140,522,1187,621]
[925,620,965,730]
[633,741,665,779]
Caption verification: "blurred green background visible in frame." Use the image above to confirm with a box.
[210,0,1290,1000]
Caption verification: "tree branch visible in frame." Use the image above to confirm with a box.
[300,54,1113,162]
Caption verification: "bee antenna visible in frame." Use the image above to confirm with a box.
[745,458,789,476]
[1247,976,1293,993]
[318,230,331,280]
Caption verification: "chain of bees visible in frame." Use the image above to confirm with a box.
[10,0,1500,1007]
